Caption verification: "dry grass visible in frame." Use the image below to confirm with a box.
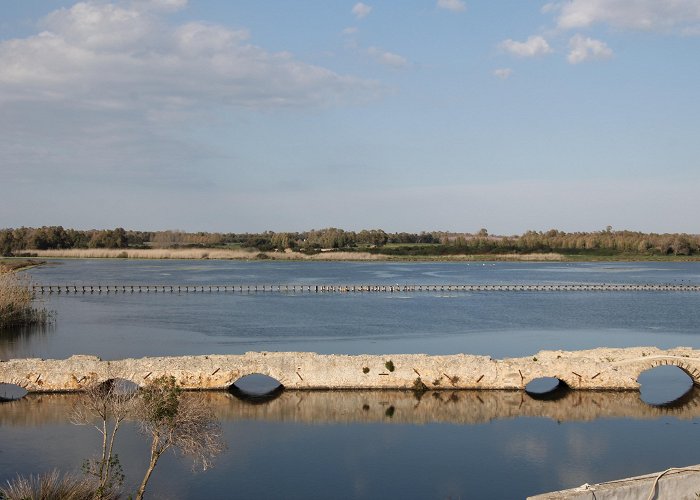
[29,248,564,262]
[0,267,49,329]
[439,253,565,262]
[0,259,45,271]
[30,248,384,261]
[0,469,119,500]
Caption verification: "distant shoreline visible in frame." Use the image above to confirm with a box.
[16,248,700,263]
[0,258,46,271]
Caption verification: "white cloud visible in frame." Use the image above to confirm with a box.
[367,47,409,68]
[0,1,381,190]
[567,34,613,63]
[352,2,372,19]
[499,35,552,57]
[553,0,700,33]
[133,0,188,12]
[493,68,513,79]
[437,0,466,13]
[0,1,377,111]
[541,3,560,14]
[342,27,358,35]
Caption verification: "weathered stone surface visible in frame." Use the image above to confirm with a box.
[2,347,699,392]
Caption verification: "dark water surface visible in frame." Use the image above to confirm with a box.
[2,260,700,498]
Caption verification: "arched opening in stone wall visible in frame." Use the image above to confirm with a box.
[100,378,140,395]
[229,374,284,403]
[638,365,694,407]
[525,377,570,401]
[0,383,28,402]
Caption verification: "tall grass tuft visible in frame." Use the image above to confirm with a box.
[0,469,119,499]
[0,267,50,330]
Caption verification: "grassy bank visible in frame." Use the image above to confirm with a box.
[0,258,45,271]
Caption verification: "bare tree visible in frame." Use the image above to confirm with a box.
[134,376,225,500]
[71,378,137,499]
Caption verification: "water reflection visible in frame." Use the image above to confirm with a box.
[4,388,700,427]
[0,323,54,361]
[3,389,700,499]
[216,389,700,423]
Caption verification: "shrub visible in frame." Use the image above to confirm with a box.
[0,268,50,329]
[0,469,118,500]
[134,376,225,500]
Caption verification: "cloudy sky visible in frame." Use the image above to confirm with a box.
[1,0,699,234]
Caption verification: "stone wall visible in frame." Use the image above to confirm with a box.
[2,347,700,392]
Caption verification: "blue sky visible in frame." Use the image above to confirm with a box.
[1,0,699,234]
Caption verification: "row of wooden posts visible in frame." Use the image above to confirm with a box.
[31,283,700,294]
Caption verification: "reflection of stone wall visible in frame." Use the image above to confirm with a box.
[2,347,700,392]
[3,388,700,428]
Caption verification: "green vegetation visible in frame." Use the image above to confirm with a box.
[2,225,700,260]
[385,360,395,372]
[413,377,428,392]
[135,376,224,500]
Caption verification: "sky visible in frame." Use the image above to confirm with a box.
[1,0,699,234]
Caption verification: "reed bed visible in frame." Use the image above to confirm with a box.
[30,248,384,261]
[0,469,119,500]
[29,248,564,262]
[451,253,564,261]
[0,267,49,329]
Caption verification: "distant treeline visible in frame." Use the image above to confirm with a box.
[1,226,699,257]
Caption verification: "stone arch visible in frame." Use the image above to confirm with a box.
[228,373,285,403]
[524,377,571,401]
[0,382,28,402]
[652,386,700,411]
[636,361,699,408]
[227,364,292,388]
[99,377,140,393]
[0,374,30,391]
[635,358,700,388]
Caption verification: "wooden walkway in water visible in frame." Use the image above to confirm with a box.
[31,283,700,294]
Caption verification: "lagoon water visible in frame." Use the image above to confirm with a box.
[2,260,700,498]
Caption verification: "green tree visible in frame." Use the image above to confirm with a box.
[0,230,14,256]
[135,376,224,500]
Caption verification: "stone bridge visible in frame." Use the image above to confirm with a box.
[2,347,700,393]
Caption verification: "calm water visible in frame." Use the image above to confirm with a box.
[2,259,700,498]
[3,260,700,360]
